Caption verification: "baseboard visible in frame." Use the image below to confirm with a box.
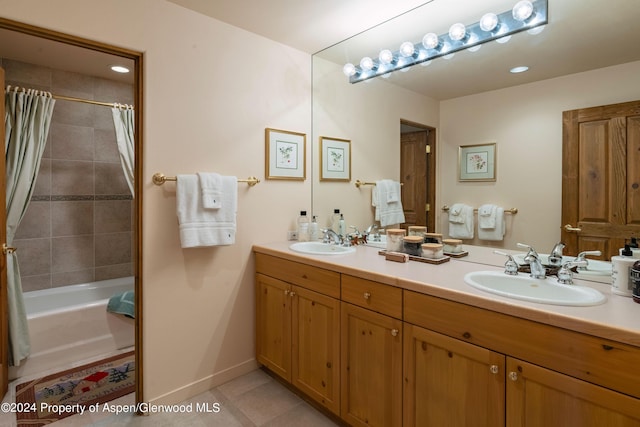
[146,358,258,406]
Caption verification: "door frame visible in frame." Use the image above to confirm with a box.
[0,17,145,404]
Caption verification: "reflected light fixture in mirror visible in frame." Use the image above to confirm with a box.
[343,0,548,83]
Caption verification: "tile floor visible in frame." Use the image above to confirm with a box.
[1,355,339,427]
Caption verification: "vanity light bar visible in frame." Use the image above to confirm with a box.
[345,0,548,84]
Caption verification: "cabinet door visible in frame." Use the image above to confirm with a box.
[292,286,341,415]
[341,302,402,427]
[256,273,291,381]
[507,358,640,427]
[404,324,505,427]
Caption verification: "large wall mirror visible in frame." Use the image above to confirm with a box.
[0,18,143,402]
[311,0,640,254]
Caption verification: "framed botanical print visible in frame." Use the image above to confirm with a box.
[265,128,306,180]
[458,143,496,182]
[320,136,351,181]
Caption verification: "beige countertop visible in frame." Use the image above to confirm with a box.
[253,241,640,347]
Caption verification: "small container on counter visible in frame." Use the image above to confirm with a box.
[442,238,463,254]
[631,259,640,304]
[386,229,406,252]
[424,233,443,244]
[403,235,424,256]
[408,226,427,237]
[421,243,444,259]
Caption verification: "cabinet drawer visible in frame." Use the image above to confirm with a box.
[255,253,340,298]
[404,290,640,399]
[342,274,402,319]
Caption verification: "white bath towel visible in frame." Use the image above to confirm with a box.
[448,203,474,239]
[478,204,497,229]
[372,180,405,227]
[176,174,238,248]
[478,207,505,241]
[197,172,222,209]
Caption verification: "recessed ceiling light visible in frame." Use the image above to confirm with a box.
[510,66,529,73]
[111,65,130,74]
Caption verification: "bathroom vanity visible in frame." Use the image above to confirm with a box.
[253,242,640,426]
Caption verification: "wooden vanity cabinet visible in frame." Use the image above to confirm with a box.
[255,254,341,415]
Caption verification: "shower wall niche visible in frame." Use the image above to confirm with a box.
[2,58,135,292]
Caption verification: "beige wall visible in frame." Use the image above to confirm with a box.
[438,60,640,252]
[0,0,311,404]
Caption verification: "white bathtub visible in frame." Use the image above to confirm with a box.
[9,276,135,380]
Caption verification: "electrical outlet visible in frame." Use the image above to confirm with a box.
[287,231,298,241]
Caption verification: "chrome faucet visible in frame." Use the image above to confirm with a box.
[518,242,546,279]
[494,250,519,276]
[365,224,381,241]
[574,250,602,270]
[557,260,588,285]
[321,228,342,245]
[548,242,565,267]
[517,242,540,261]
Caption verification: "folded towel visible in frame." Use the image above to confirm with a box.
[372,180,405,227]
[478,204,497,229]
[107,290,135,318]
[177,174,238,248]
[197,172,222,209]
[448,203,474,239]
[478,207,505,241]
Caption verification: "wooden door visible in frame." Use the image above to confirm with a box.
[255,273,291,381]
[562,101,640,259]
[403,324,505,427]
[506,358,640,426]
[341,302,402,427]
[1,68,8,399]
[291,286,340,415]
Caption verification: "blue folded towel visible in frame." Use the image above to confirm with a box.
[107,290,135,318]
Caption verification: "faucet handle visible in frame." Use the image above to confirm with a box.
[517,242,539,259]
[574,250,602,270]
[557,260,588,285]
[494,250,519,276]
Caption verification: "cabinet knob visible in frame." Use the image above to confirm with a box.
[508,371,518,381]
[364,292,371,300]
[391,328,399,337]
[289,291,296,297]
[284,289,289,295]
[489,365,499,374]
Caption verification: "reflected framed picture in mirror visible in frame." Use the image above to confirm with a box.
[320,136,351,181]
[458,143,496,182]
[265,128,306,180]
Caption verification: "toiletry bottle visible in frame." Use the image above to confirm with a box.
[630,258,640,304]
[338,213,346,236]
[309,215,319,241]
[611,245,635,296]
[297,211,310,242]
[331,209,341,233]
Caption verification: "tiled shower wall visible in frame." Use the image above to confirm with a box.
[2,58,135,292]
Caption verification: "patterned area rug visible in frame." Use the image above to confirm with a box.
[15,351,135,427]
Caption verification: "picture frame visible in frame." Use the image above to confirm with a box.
[265,128,306,180]
[320,136,351,181]
[458,143,496,182]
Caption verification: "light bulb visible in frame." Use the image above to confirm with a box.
[510,66,529,73]
[513,1,534,21]
[528,25,546,35]
[399,42,416,57]
[480,13,499,32]
[359,56,375,71]
[343,63,356,77]
[467,45,482,52]
[379,49,394,65]
[496,35,512,44]
[449,23,467,41]
[111,65,130,73]
[422,33,440,50]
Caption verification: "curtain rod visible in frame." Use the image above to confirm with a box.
[5,85,133,109]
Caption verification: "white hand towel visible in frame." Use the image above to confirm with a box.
[478,204,497,229]
[448,204,474,239]
[177,174,238,248]
[197,172,222,209]
[372,180,405,227]
[478,207,505,241]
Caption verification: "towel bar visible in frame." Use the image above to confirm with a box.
[442,205,518,214]
[355,179,404,188]
[152,173,260,187]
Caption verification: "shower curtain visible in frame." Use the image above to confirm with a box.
[111,104,135,196]
[4,87,55,366]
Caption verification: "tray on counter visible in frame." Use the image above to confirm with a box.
[378,250,450,264]
[444,251,469,258]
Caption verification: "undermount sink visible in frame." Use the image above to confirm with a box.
[289,241,356,255]
[513,254,612,276]
[464,271,606,306]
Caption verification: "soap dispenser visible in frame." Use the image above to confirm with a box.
[611,244,635,297]
[309,215,319,241]
[297,211,310,242]
[338,213,346,236]
[331,209,341,233]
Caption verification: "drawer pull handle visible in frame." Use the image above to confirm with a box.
[489,365,499,374]
[508,371,518,381]
[364,292,371,300]
[391,329,399,337]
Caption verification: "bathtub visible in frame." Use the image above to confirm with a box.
[9,276,135,380]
